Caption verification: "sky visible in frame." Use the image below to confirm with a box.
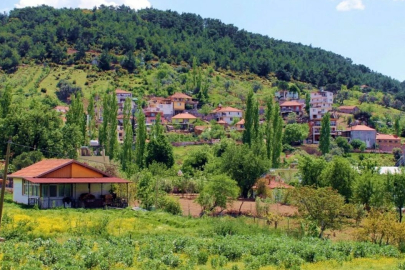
[1,0,404,82]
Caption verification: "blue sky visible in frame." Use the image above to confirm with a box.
[1,0,404,81]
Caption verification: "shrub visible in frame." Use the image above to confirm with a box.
[158,195,182,215]
[393,148,402,161]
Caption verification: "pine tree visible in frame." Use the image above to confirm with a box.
[319,112,331,155]
[272,104,283,168]
[135,108,146,168]
[243,89,254,146]
[121,98,133,172]
[265,97,274,162]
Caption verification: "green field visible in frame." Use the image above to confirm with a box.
[0,193,402,269]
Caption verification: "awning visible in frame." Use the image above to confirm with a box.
[23,177,131,184]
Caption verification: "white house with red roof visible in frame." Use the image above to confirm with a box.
[9,159,130,209]
[211,106,243,125]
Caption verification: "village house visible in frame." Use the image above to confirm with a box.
[376,134,405,152]
[349,125,377,148]
[233,119,245,132]
[338,105,360,115]
[115,89,137,115]
[9,159,130,209]
[144,110,164,125]
[170,92,198,114]
[172,113,197,124]
[147,97,174,117]
[275,90,299,100]
[211,106,243,125]
[279,101,304,117]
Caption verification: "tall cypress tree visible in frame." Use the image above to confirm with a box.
[265,97,274,162]
[319,112,331,155]
[135,108,146,168]
[121,98,133,172]
[252,99,260,140]
[0,85,12,118]
[243,89,254,146]
[272,104,283,168]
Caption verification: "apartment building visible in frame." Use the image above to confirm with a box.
[309,89,335,143]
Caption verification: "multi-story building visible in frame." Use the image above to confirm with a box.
[376,134,404,152]
[170,92,198,114]
[115,89,136,115]
[211,106,243,125]
[309,89,335,143]
[147,97,174,117]
[275,90,299,100]
[279,101,304,117]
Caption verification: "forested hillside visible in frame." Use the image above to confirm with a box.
[0,5,404,99]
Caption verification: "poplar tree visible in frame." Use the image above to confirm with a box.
[100,92,118,160]
[87,93,96,139]
[121,98,133,172]
[272,104,283,168]
[265,97,274,162]
[66,92,86,145]
[0,85,12,118]
[319,112,331,155]
[135,108,146,168]
[243,89,254,146]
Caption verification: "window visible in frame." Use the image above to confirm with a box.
[49,185,57,197]
[22,180,39,196]
[58,184,72,197]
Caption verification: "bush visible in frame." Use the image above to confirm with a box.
[393,148,402,161]
[158,195,182,215]
[351,139,366,150]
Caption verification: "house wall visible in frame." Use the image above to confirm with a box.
[215,111,242,124]
[43,164,103,178]
[73,183,112,199]
[13,178,28,204]
[351,130,376,148]
[377,139,404,152]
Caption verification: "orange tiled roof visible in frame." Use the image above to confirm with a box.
[170,92,192,99]
[280,101,302,107]
[217,120,226,124]
[115,89,132,94]
[349,125,376,131]
[236,119,245,125]
[54,106,69,111]
[376,134,400,140]
[9,159,74,178]
[212,106,242,113]
[172,113,197,119]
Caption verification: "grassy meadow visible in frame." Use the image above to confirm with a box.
[0,193,403,270]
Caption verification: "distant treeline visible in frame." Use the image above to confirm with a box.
[0,6,404,99]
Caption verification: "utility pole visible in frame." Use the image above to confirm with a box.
[0,138,12,236]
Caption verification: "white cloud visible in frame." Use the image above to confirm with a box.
[336,0,365,11]
[15,0,151,10]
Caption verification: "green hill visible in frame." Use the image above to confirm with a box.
[0,6,404,99]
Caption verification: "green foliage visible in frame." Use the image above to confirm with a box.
[12,151,44,171]
[66,92,86,145]
[222,144,268,198]
[320,157,357,202]
[135,109,147,169]
[298,154,327,187]
[196,174,239,213]
[283,123,309,145]
[136,171,155,210]
[0,85,13,118]
[386,170,405,222]
[181,146,212,175]
[351,139,366,150]
[335,137,352,154]
[353,171,385,209]
[293,187,346,238]
[55,79,82,102]
[99,92,118,160]
[242,89,255,146]
[393,147,402,161]
[121,98,134,173]
[146,114,174,168]
[272,104,283,168]
[319,112,331,155]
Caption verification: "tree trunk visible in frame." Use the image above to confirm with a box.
[238,200,245,215]
[399,207,403,223]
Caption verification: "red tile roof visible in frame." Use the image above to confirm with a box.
[267,180,294,189]
[172,113,197,119]
[280,101,302,107]
[236,119,245,125]
[24,177,130,184]
[170,92,192,99]
[212,106,242,113]
[217,120,226,124]
[9,159,73,178]
[349,125,376,131]
[376,134,400,140]
[115,89,132,94]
